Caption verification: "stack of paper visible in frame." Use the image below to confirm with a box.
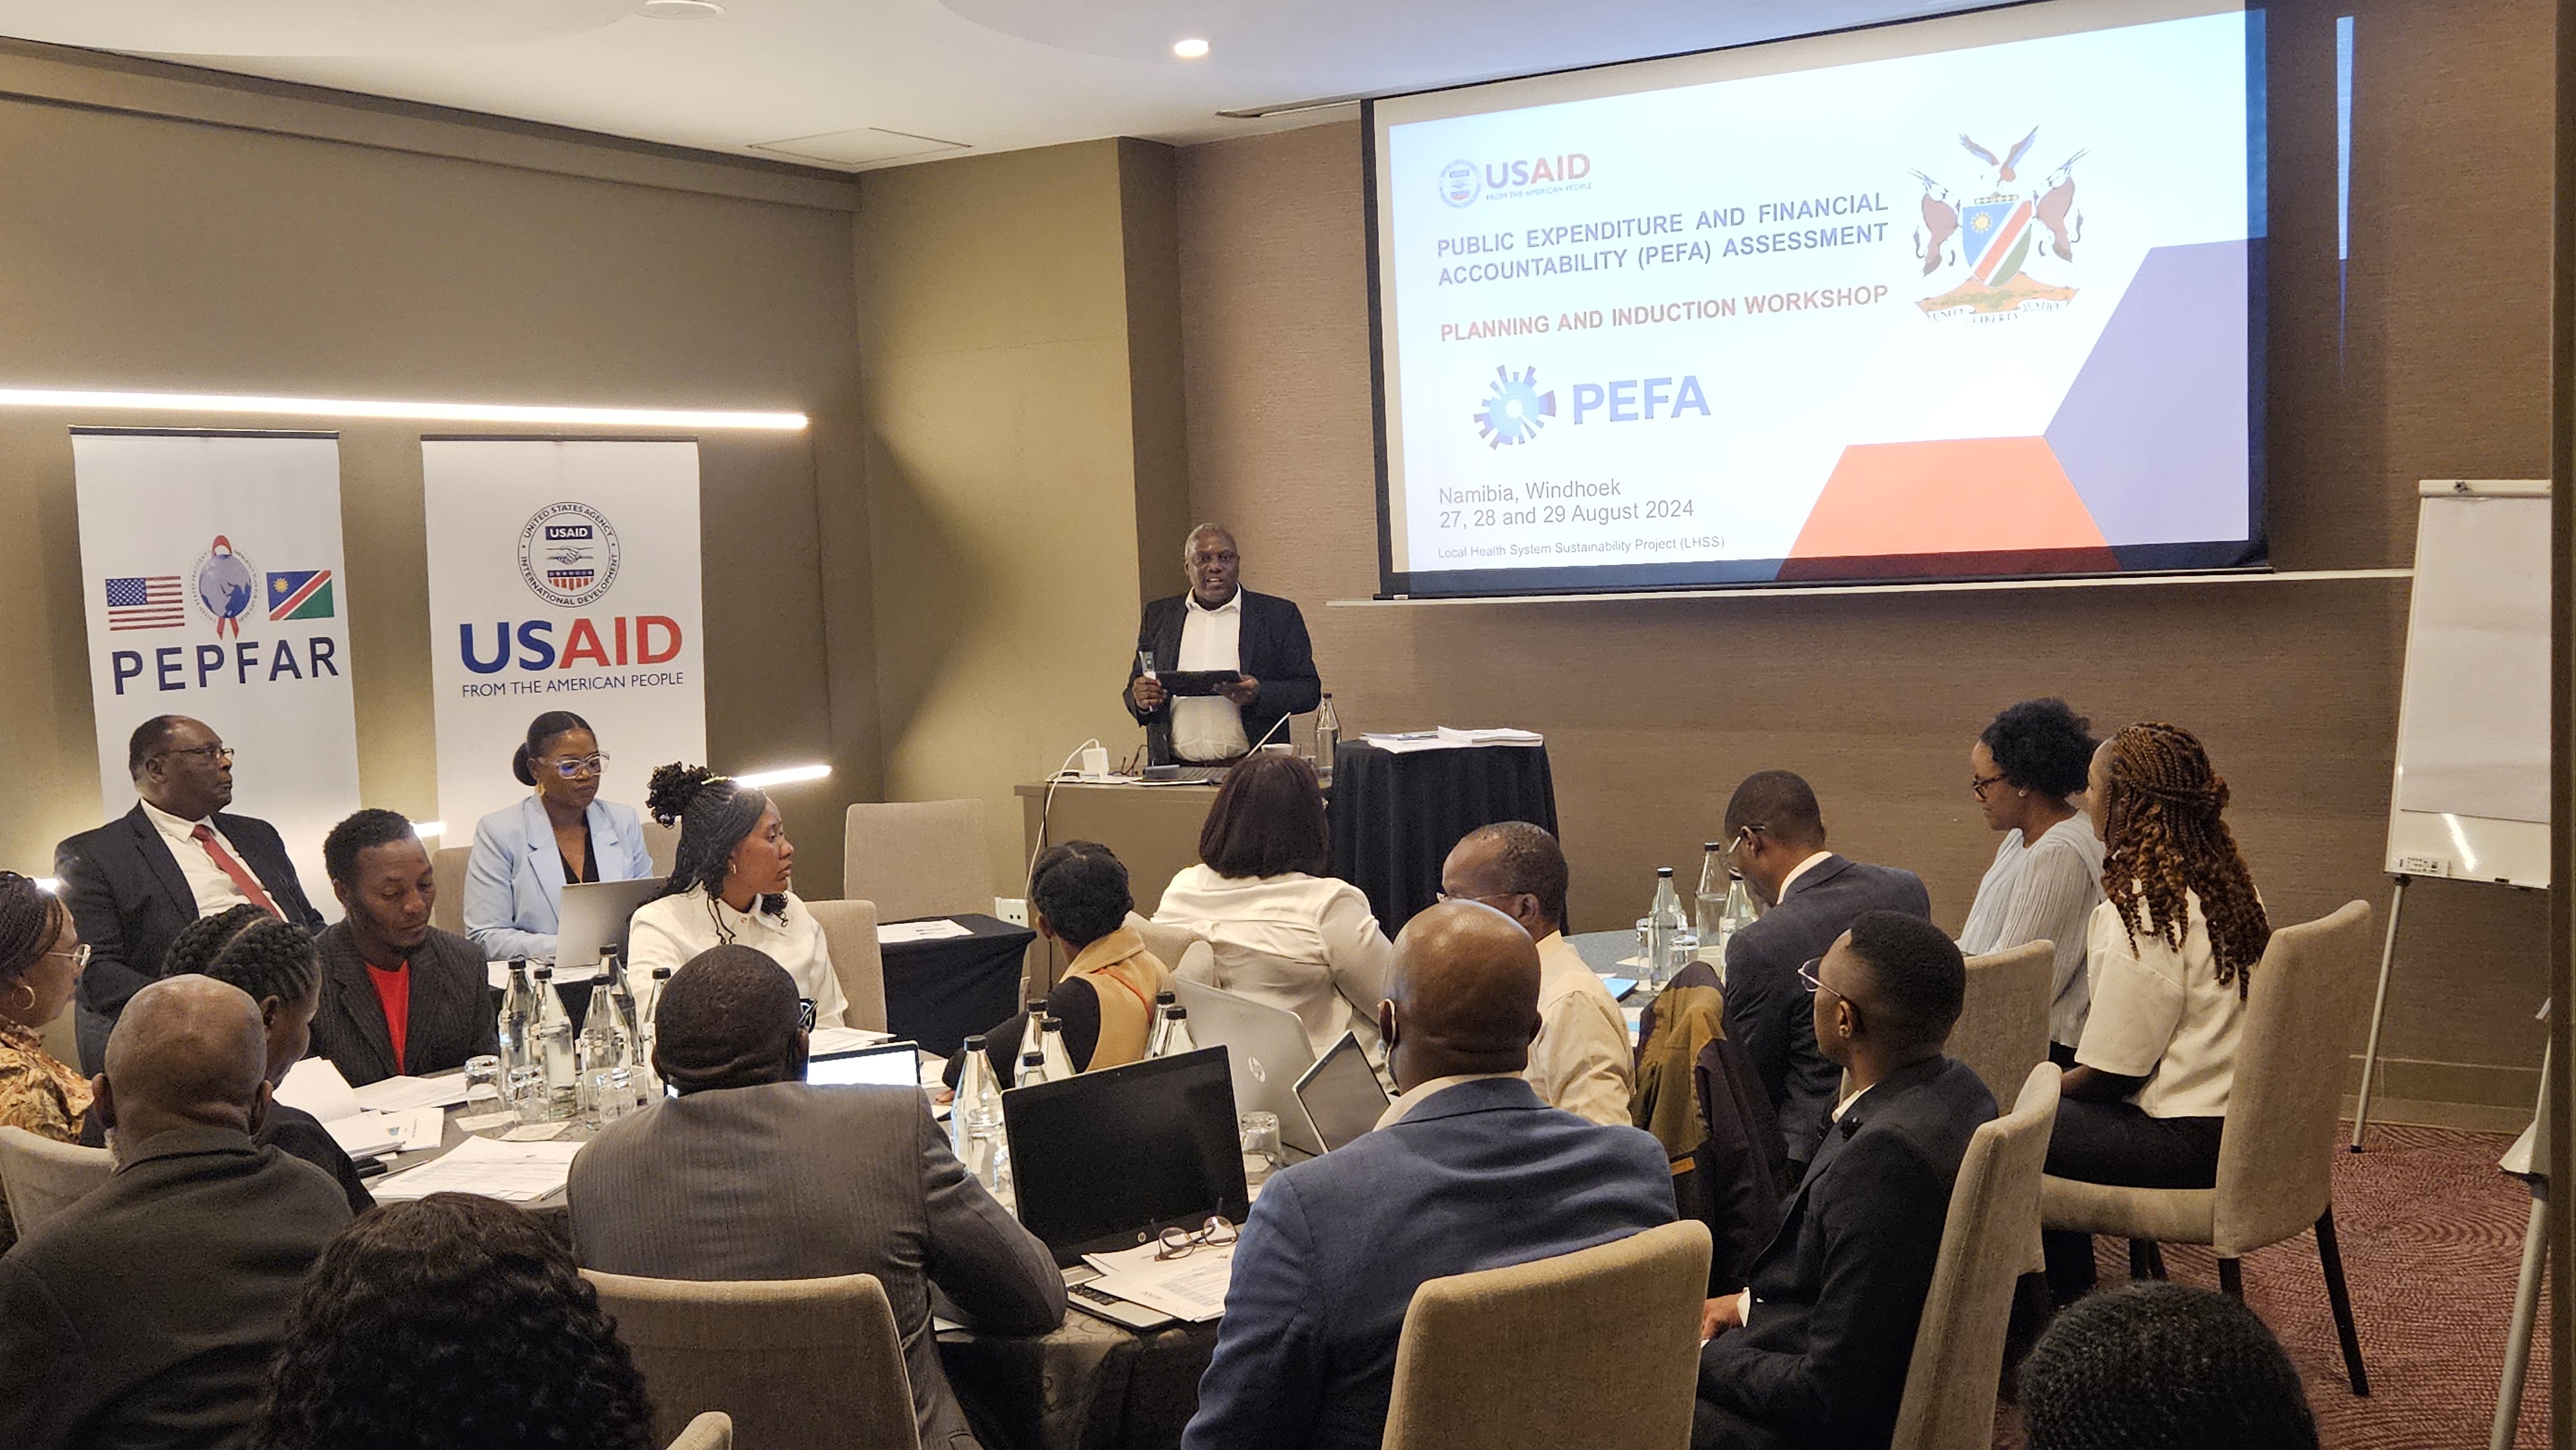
[351,1075,475,1113]
[879,918,974,945]
[1079,1238,1236,1322]
[371,1135,583,1203]
[809,1025,897,1055]
[1359,727,1546,754]
[272,1059,448,1158]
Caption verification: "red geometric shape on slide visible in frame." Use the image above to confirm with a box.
[1780,437,2119,580]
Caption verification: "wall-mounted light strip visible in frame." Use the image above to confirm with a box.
[735,764,832,789]
[34,876,61,894]
[0,387,807,431]
[414,821,446,842]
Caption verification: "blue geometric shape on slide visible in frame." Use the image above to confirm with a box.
[2043,240,2249,547]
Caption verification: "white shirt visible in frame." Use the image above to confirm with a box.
[1374,1071,1521,1131]
[1957,814,2106,1047]
[1153,864,1396,1059]
[2074,892,2244,1118]
[1528,931,1634,1127]
[625,885,848,1029]
[1173,590,1249,762]
[1776,851,1834,901]
[138,797,255,918]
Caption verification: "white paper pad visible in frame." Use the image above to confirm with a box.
[879,919,974,945]
[1080,1239,1236,1322]
[351,1075,473,1113]
[372,1135,582,1203]
[1437,726,1544,746]
[810,1026,898,1055]
[455,1110,517,1133]
[274,1057,365,1122]
[321,1112,402,1158]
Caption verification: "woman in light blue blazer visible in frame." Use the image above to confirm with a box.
[462,711,655,963]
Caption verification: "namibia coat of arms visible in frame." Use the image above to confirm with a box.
[1910,127,2086,317]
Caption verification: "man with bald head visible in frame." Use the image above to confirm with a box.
[0,975,353,1450]
[1124,523,1321,766]
[1441,822,1633,1124]
[1184,901,1674,1450]
[569,945,1063,1450]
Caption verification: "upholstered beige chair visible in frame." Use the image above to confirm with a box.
[665,1411,732,1450]
[429,844,474,937]
[807,898,889,1033]
[583,1269,919,1450]
[0,1126,113,1239]
[641,819,681,878]
[1379,1219,1710,1450]
[1951,940,2052,1107]
[843,801,992,924]
[1889,1064,2062,1450]
[2040,899,2376,1396]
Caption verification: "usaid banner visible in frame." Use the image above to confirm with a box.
[71,429,363,899]
[421,438,706,845]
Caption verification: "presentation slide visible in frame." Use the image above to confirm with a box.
[1370,0,2262,596]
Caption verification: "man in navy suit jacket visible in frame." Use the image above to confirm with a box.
[1694,912,1999,1450]
[54,715,325,1071]
[1124,525,1320,764]
[1718,771,1933,1172]
[1182,901,1675,1450]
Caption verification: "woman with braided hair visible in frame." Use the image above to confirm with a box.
[0,871,91,1252]
[2042,722,2269,1303]
[626,763,847,1028]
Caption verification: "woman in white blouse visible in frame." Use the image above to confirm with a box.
[2042,722,2269,1303]
[625,764,846,1029]
[1956,698,2105,1062]
[1153,754,1396,1059]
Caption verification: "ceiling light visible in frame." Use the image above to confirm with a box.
[0,387,805,430]
[639,0,726,17]
[734,763,832,789]
[1172,37,1211,59]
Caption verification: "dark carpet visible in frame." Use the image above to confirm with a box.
[1996,1122,2549,1449]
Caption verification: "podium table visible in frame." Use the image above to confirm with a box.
[1326,740,1558,935]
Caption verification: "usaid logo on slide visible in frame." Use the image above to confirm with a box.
[518,501,621,607]
[1472,364,1709,449]
[464,500,683,679]
[1439,153,1591,207]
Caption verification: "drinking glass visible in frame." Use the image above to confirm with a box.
[1239,1111,1281,1191]
[463,1055,502,1100]
[506,1065,550,1125]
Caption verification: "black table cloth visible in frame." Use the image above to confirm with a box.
[1325,741,1558,936]
[880,912,1036,1059]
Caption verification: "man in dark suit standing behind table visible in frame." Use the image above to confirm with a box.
[54,714,327,1071]
[1184,901,1676,1450]
[307,809,497,1087]
[1693,912,1998,1450]
[1719,770,1934,1176]
[1125,523,1321,765]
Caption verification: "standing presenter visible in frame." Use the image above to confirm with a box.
[1124,524,1321,766]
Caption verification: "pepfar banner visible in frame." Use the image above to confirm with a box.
[421,438,706,848]
[71,429,363,899]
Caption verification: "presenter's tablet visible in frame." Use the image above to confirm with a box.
[1156,670,1244,697]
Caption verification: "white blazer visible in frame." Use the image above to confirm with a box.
[462,795,656,963]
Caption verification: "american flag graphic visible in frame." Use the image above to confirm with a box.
[105,575,185,631]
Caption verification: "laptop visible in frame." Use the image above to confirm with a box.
[1171,978,1328,1158]
[808,1040,920,1088]
[1293,1031,1392,1152]
[1003,1047,1247,1329]
[551,878,667,977]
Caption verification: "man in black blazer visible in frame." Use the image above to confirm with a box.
[307,809,496,1086]
[1719,771,1933,1172]
[0,975,354,1450]
[1694,912,1998,1450]
[1124,524,1321,764]
[54,715,326,1071]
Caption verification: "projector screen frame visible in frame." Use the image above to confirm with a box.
[1363,0,2269,601]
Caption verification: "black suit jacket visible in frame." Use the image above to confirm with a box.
[0,1126,353,1450]
[308,921,499,1087]
[56,805,325,1023]
[1696,1057,1998,1450]
[1124,588,1321,764]
[1721,855,1932,1169]
[80,1101,373,1217]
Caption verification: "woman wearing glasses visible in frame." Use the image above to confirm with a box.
[1956,698,2104,1066]
[462,711,656,963]
[0,871,91,1252]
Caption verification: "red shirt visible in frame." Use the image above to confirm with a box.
[365,961,412,1075]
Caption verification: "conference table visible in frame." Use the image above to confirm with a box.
[880,912,1039,1059]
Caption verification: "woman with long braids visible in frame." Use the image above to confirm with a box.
[625,764,847,1028]
[0,872,91,1252]
[2042,722,2271,1303]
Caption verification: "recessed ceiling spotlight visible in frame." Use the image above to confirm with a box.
[1172,37,1211,60]
[639,0,724,18]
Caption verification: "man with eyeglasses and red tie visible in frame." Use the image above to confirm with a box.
[53,714,325,1071]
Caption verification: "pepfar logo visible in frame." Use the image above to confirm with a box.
[1440,153,1592,207]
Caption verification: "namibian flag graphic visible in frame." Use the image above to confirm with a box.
[266,570,335,621]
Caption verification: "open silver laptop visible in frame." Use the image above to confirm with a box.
[1170,978,1328,1158]
[1293,1031,1392,1151]
[551,878,667,979]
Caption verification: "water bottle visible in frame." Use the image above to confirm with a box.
[533,966,578,1116]
[953,1033,1005,1186]
[636,966,672,1098]
[1018,1050,1050,1088]
[1695,844,1728,959]
[578,975,624,1121]
[1314,693,1341,786]
[1144,991,1178,1059]
[1038,1013,1077,1080]
[1647,868,1689,986]
[1014,1012,1047,1084]
[497,959,533,1076]
[1156,1004,1198,1057]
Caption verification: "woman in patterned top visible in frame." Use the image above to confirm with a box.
[0,870,93,1251]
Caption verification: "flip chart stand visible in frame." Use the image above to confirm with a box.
[2490,1027,2546,1450]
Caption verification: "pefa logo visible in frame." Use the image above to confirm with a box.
[106,531,341,695]
[1909,127,2086,319]
[1473,364,1710,448]
[1473,365,1555,448]
[518,501,621,607]
[1437,159,1481,208]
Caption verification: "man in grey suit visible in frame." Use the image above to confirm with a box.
[1718,771,1933,1174]
[567,946,1065,1450]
